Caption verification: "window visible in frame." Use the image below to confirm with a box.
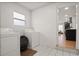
[13,12,25,26]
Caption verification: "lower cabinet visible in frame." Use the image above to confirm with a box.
[65,29,76,41]
[0,34,20,56]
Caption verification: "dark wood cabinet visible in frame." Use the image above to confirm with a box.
[65,29,76,41]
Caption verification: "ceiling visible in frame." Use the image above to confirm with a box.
[18,2,51,10]
[58,5,76,23]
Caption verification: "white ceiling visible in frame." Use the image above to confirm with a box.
[58,5,76,22]
[18,2,50,10]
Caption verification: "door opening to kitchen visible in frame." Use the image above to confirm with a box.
[57,5,76,49]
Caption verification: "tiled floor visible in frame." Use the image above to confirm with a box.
[33,45,79,56]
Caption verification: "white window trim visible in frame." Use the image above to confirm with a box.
[13,12,25,26]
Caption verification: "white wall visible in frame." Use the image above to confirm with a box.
[32,4,57,48]
[76,3,79,49]
[32,3,76,48]
[0,3,1,55]
[0,2,32,33]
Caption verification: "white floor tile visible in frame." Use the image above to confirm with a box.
[33,45,78,56]
[34,46,52,56]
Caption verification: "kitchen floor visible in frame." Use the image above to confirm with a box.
[58,34,76,48]
[33,45,79,56]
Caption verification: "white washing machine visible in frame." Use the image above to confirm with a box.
[25,32,40,49]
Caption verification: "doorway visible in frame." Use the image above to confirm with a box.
[57,5,76,49]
